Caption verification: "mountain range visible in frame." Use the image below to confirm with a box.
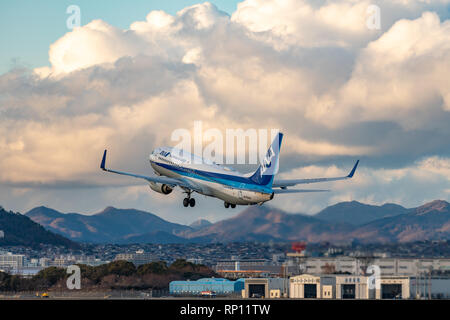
[0,206,79,249]
[20,199,450,244]
[314,201,409,226]
[25,206,191,244]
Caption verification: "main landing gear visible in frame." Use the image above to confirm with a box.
[224,202,236,209]
[183,198,195,207]
[183,191,195,207]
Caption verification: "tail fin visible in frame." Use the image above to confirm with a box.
[249,132,283,187]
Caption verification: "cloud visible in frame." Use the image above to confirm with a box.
[232,0,370,48]
[40,3,229,77]
[327,12,450,129]
[48,20,141,74]
[0,1,449,218]
[231,0,450,49]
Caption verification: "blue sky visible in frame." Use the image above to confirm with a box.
[0,0,239,75]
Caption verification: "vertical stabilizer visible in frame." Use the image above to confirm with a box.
[249,132,283,187]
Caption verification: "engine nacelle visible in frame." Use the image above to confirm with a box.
[149,182,173,195]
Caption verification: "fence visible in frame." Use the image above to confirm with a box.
[0,289,170,299]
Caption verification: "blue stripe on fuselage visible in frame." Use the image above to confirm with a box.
[151,161,273,193]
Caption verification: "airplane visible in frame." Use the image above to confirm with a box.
[100,132,359,208]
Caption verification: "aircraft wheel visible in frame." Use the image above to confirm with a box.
[224,202,230,208]
[183,198,189,207]
[189,198,196,207]
[231,204,236,208]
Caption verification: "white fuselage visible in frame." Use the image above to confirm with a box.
[148,147,273,205]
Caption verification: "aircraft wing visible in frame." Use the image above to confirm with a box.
[100,150,196,190]
[272,160,359,188]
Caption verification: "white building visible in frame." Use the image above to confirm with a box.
[327,275,370,299]
[115,251,157,266]
[77,258,109,266]
[187,258,204,265]
[300,257,450,276]
[290,274,322,298]
[377,276,410,299]
[51,256,75,267]
[215,258,294,278]
[289,274,410,299]
[302,257,361,275]
[0,252,25,269]
[39,258,51,267]
[9,267,43,278]
[242,278,288,298]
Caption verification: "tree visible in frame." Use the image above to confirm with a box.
[105,260,136,276]
[137,261,168,275]
[35,267,66,286]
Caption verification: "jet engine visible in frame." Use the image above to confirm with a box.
[149,182,173,195]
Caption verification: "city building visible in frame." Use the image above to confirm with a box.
[216,258,272,270]
[377,276,410,299]
[51,257,75,267]
[294,257,450,276]
[78,258,110,266]
[216,269,272,279]
[0,252,25,270]
[289,274,410,299]
[115,250,157,266]
[39,258,51,267]
[334,275,370,299]
[242,278,287,298]
[215,258,296,279]
[169,278,244,296]
[28,258,40,267]
[9,267,43,278]
[290,274,321,298]
[186,258,204,265]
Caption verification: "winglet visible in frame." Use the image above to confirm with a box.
[100,150,107,170]
[347,160,359,178]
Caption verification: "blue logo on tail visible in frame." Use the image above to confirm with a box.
[249,132,283,186]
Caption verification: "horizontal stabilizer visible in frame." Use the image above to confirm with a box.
[272,159,360,188]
